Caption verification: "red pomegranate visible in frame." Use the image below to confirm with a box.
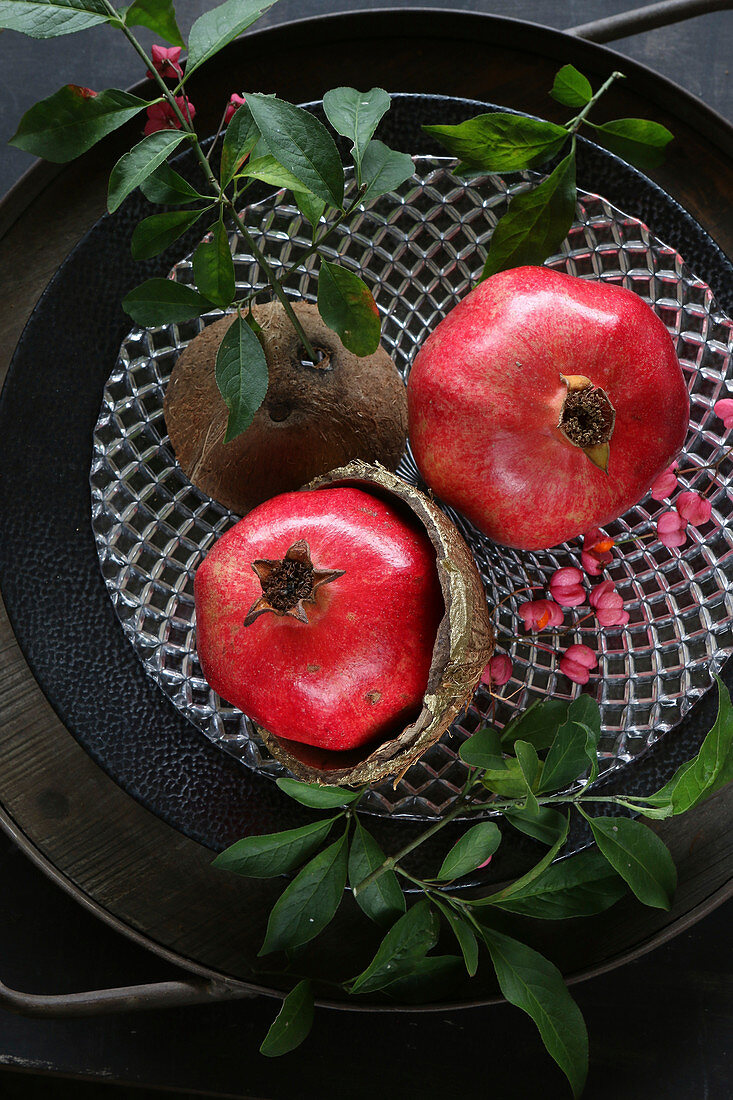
[194,485,444,752]
[407,266,690,550]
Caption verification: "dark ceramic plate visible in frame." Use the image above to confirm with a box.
[0,94,731,879]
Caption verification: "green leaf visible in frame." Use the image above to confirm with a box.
[505,805,568,847]
[213,817,336,879]
[423,112,568,171]
[348,821,406,927]
[192,222,236,310]
[108,129,188,213]
[588,118,674,171]
[259,980,314,1057]
[540,694,601,794]
[215,312,269,442]
[491,849,627,919]
[122,278,213,327]
[130,208,207,261]
[260,830,348,955]
[459,725,505,770]
[582,813,677,910]
[276,778,362,809]
[501,697,569,752]
[550,64,592,108]
[245,93,345,208]
[646,675,733,814]
[9,86,148,163]
[482,148,576,278]
[0,0,109,38]
[220,102,260,186]
[481,928,588,1098]
[186,0,273,75]
[383,956,463,1003]
[350,900,438,995]
[140,162,207,205]
[481,758,534,799]
[322,86,390,180]
[125,0,183,46]
[238,154,315,195]
[472,814,570,907]
[436,822,501,882]
[432,899,479,976]
[317,260,381,356]
[359,140,415,204]
[294,191,326,233]
[514,739,541,812]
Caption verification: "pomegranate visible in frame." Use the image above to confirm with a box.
[195,484,442,751]
[407,266,690,550]
[194,461,493,786]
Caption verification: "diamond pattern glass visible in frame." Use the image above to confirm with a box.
[91,160,733,819]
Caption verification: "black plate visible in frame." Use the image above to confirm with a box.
[0,93,731,874]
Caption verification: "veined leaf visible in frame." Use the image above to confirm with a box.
[514,739,541,812]
[550,64,592,107]
[294,191,326,233]
[645,675,733,814]
[213,817,337,879]
[317,260,381,356]
[472,813,569,907]
[259,830,349,955]
[459,725,505,771]
[540,694,601,794]
[122,278,213,327]
[108,129,188,213]
[220,102,260,186]
[245,93,345,208]
[581,812,677,910]
[481,758,535,799]
[141,162,207,205]
[125,0,183,46]
[501,697,569,752]
[238,154,315,195]
[130,207,207,261]
[432,899,479,977]
[481,148,577,278]
[260,981,314,1057]
[588,117,673,171]
[350,899,439,995]
[481,928,588,1098]
[215,312,269,442]
[359,140,414,204]
[192,222,235,310]
[322,86,390,179]
[436,822,501,882]
[492,849,627,919]
[505,805,568,847]
[424,112,568,171]
[10,86,148,162]
[383,955,463,1003]
[0,0,109,38]
[186,0,273,75]
[276,778,362,809]
[348,820,405,927]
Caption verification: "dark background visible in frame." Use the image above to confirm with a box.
[0,2,731,1098]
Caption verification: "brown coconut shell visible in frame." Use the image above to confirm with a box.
[163,302,408,514]
[256,460,494,787]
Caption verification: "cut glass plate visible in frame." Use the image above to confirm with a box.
[90,158,733,818]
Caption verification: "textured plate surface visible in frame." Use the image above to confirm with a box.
[91,158,733,819]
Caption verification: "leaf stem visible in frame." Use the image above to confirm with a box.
[566,71,625,135]
[106,8,319,360]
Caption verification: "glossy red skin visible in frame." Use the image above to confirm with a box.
[194,486,443,751]
[407,266,690,550]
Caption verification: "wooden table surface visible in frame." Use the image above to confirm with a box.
[0,2,731,1097]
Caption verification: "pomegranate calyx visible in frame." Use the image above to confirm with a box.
[558,374,616,474]
[243,538,344,626]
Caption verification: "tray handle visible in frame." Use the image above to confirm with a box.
[567,0,732,42]
[0,975,257,1018]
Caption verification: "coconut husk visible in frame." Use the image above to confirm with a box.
[164,302,407,514]
[257,460,494,787]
